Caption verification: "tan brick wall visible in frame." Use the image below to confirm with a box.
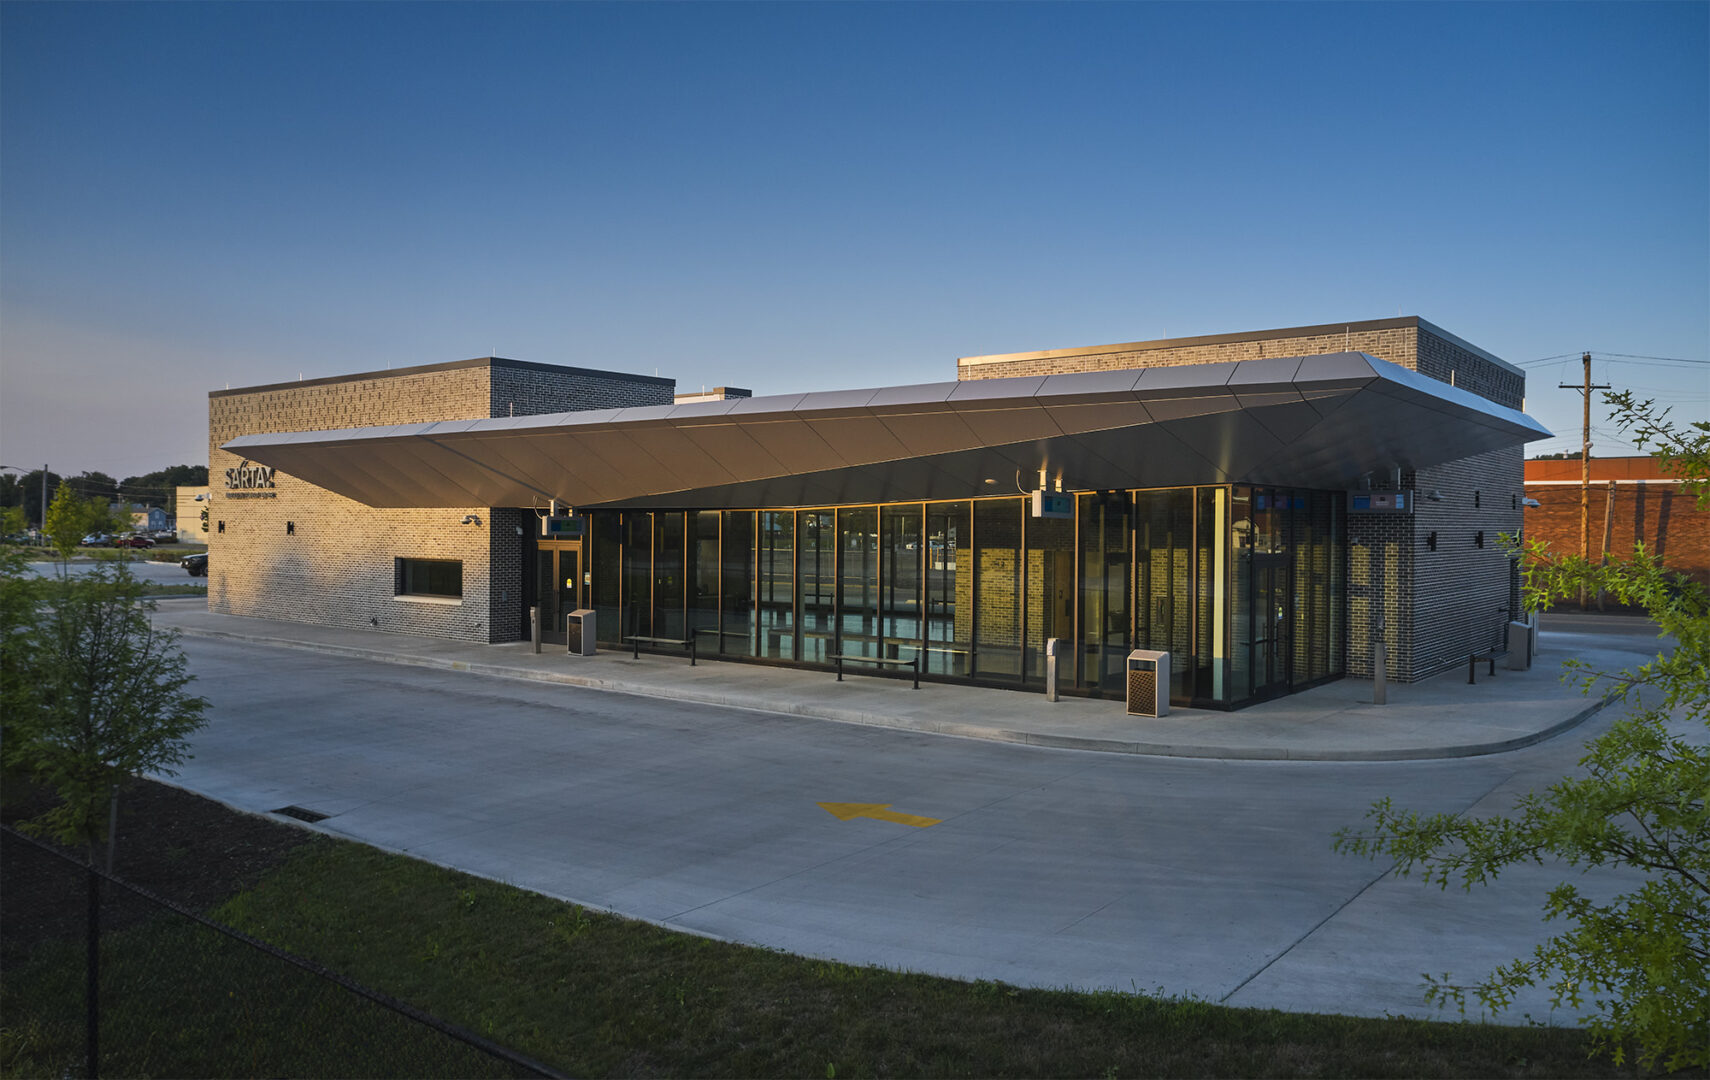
[207,368,502,642]
[207,361,674,644]
[957,328,1418,380]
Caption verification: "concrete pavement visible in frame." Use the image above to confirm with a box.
[158,620,1678,1026]
[152,600,1663,761]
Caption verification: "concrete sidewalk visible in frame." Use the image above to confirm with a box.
[153,599,1658,761]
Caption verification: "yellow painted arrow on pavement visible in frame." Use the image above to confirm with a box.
[818,802,942,828]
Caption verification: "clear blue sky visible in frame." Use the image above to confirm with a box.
[2,1,1705,477]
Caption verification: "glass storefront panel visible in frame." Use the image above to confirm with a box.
[688,510,720,649]
[591,511,622,645]
[1023,513,1074,687]
[578,482,1337,707]
[621,511,652,640]
[880,505,923,661]
[923,501,970,677]
[972,498,1023,682]
[1135,489,1196,702]
[837,508,880,659]
[798,510,835,663]
[652,511,685,639]
[721,511,754,657]
[757,511,794,659]
[1077,493,1130,695]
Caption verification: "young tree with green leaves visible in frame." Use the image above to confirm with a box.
[2,561,209,869]
[1336,396,1708,1071]
[42,481,90,565]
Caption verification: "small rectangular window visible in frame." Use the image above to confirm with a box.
[396,558,462,599]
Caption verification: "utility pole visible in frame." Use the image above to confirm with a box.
[1598,479,1617,611]
[1561,353,1610,610]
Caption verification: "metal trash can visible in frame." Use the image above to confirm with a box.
[566,609,596,657]
[1506,620,1532,670]
[1126,649,1170,717]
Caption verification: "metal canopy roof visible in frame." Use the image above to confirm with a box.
[223,352,1551,510]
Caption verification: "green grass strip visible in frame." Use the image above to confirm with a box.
[181,839,1645,1079]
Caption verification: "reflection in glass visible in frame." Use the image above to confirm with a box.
[798,510,835,663]
[689,510,720,648]
[837,507,879,659]
[621,511,651,640]
[591,512,621,644]
[653,511,684,639]
[972,499,1022,681]
[757,511,794,659]
[924,501,970,676]
[1024,513,1074,686]
[880,505,923,661]
[721,511,754,657]
[1077,493,1130,694]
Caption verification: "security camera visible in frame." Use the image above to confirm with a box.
[1521,497,1541,508]
[461,514,481,525]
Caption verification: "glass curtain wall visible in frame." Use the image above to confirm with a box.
[880,506,923,662]
[591,512,622,645]
[1134,489,1195,701]
[621,511,652,640]
[721,511,754,657]
[688,511,719,649]
[923,501,970,676]
[652,512,685,640]
[1023,514,1074,686]
[836,508,880,659]
[1078,493,1131,695]
[757,511,794,659]
[971,499,1023,682]
[585,485,1341,708]
[798,510,836,663]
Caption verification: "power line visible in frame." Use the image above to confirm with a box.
[1590,352,1707,364]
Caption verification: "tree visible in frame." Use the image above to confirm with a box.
[2,561,208,867]
[43,481,91,564]
[1335,395,1708,1071]
[2,504,29,537]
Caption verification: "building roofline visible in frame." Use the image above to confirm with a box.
[210,356,675,399]
[956,316,1522,379]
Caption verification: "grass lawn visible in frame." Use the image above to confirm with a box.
[2,782,1683,1079]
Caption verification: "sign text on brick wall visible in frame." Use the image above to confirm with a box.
[225,460,277,499]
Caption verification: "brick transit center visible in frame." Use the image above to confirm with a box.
[210,316,1555,710]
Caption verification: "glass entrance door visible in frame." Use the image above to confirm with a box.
[536,544,583,644]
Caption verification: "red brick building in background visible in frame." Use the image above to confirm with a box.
[1524,456,1709,588]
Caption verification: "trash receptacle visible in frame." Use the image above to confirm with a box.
[1126,650,1170,717]
[566,609,596,656]
[1506,620,1531,670]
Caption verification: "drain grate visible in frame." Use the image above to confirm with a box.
[272,805,330,823]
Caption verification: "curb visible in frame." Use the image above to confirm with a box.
[170,623,1613,762]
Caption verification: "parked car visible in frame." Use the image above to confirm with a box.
[181,553,208,577]
[113,534,155,549]
[80,533,110,546]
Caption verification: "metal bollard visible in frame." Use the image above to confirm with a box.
[1044,637,1060,703]
[530,605,541,654]
[1372,640,1387,705]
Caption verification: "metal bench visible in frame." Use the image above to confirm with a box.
[1467,650,1507,684]
[830,652,919,689]
[625,635,697,665]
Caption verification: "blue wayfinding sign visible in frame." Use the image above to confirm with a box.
[1031,491,1073,519]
